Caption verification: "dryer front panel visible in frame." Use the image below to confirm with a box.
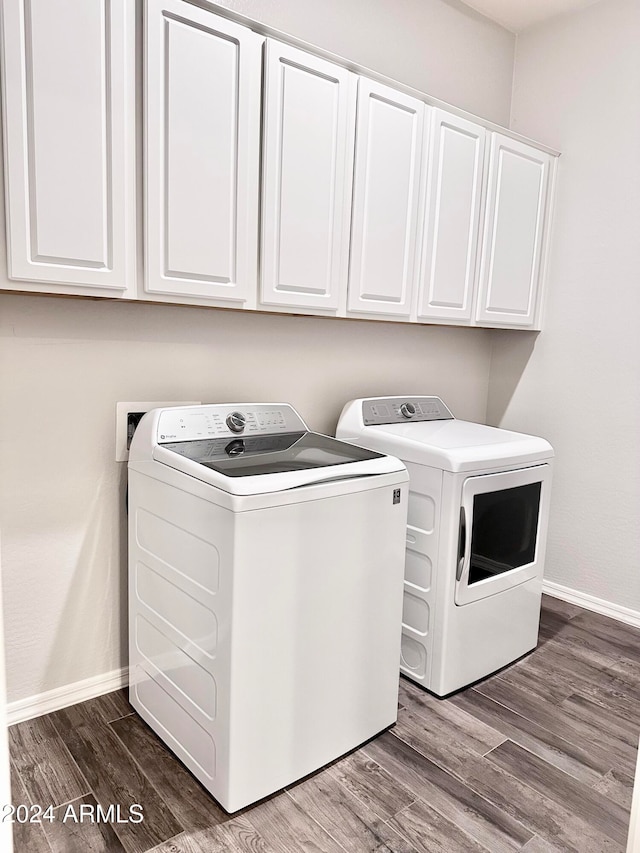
[455,463,551,606]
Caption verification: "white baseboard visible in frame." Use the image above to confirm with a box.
[543,580,640,629]
[7,667,128,726]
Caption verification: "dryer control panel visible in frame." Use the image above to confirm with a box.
[156,404,307,443]
[362,397,454,425]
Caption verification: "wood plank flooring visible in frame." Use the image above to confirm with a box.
[8,596,640,852]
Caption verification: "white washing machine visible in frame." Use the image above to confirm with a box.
[128,403,408,812]
[337,396,553,697]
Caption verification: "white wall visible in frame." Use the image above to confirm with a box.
[217,0,515,124]
[0,0,514,705]
[488,0,640,612]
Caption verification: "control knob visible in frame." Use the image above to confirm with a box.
[400,402,416,419]
[226,411,246,433]
[225,439,245,456]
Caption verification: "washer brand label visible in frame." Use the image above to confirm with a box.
[393,489,401,505]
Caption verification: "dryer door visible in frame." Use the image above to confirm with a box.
[455,463,551,606]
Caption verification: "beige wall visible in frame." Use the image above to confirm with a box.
[0,296,491,703]
[0,0,513,704]
[488,0,640,611]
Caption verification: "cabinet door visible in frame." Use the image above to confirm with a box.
[145,1,262,302]
[0,0,135,295]
[347,79,425,317]
[261,41,356,311]
[417,111,486,322]
[476,133,553,327]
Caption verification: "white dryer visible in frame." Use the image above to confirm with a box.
[128,403,408,812]
[337,396,553,697]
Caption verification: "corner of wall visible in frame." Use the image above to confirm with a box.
[484,328,499,425]
[509,31,520,130]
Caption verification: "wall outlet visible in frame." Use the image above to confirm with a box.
[115,401,200,462]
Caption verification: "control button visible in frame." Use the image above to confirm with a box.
[400,402,416,419]
[226,411,246,433]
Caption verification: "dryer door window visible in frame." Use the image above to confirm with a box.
[455,464,551,606]
[468,482,541,585]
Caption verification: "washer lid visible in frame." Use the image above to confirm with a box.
[360,419,553,472]
[131,403,407,495]
[161,431,383,477]
[153,431,405,495]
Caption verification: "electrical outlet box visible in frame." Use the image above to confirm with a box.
[116,401,200,462]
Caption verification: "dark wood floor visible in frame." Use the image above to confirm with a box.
[8,595,640,852]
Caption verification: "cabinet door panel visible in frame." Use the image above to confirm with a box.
[1,0,135,294]
[347,79,425,316]
[418,111,486,321]
[145,0,262,301]
[261,41,356,310]
[477,134,552,327]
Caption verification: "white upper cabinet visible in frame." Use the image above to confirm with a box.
[261,41,357,311]
[476,133,554,328]
[0,1,558,327]
[144,1,262,303]
[347,79,426,317]
[417,111,486,323]
[0,0,135,295]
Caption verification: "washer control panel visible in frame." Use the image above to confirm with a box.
[362,397,454,426]
[156,404,307,443]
